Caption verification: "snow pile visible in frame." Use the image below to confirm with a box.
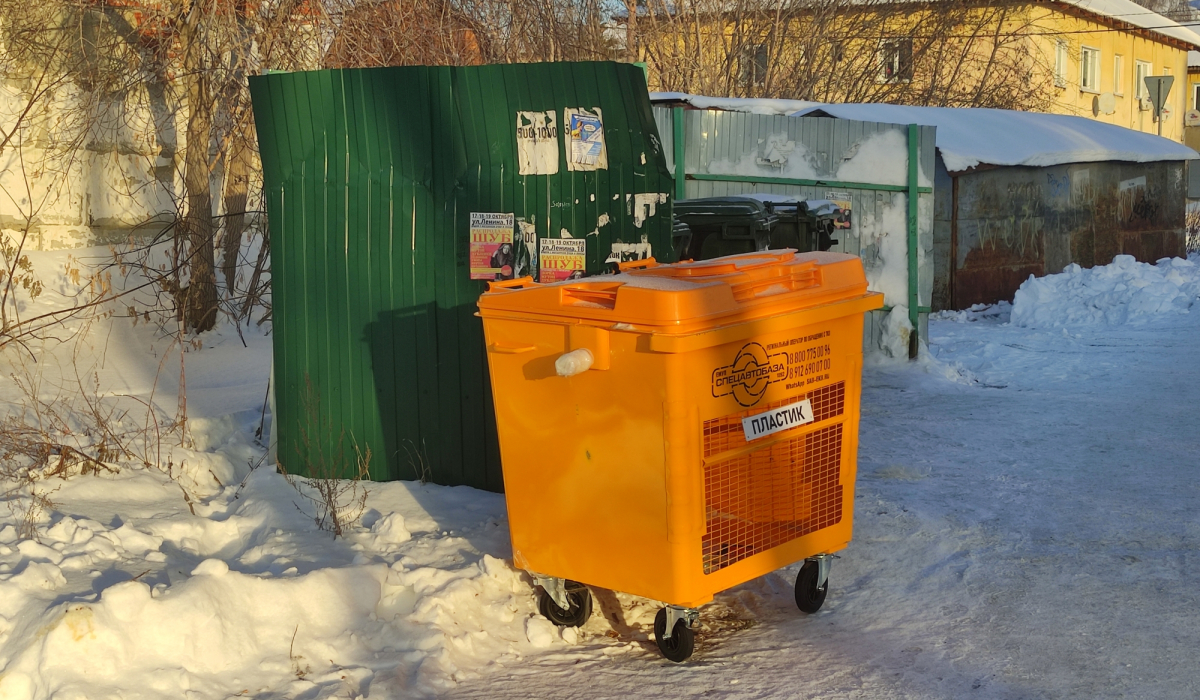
[858,191,912,307]
[0,465,580,700]
[878,306,913,359]
[931,301,1012,324]
[1011,255,1200,327]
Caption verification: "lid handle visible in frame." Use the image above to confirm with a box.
[730,261,821,301]
[618,257,658,272]
[560,282,622,309]
[487,276,537,292]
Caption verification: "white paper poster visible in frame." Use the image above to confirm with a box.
[564,108,608,172]
[516,111,559,175]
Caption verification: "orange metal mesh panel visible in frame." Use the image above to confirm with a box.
[702,381,845,459]
[702,422,845,574]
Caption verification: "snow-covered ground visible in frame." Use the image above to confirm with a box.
[1,252,1198,699]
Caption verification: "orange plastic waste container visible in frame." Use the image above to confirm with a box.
[478,250,883,661]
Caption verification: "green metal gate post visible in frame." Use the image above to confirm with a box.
[907,123,920,360]
[673,107,686,202]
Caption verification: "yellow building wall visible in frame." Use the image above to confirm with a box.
[1030,7,1191,142]
[644,3,1196,143]
[1185,71,1200,151]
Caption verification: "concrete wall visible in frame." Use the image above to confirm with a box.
[0,79,186,250]
[935,159,1187,309]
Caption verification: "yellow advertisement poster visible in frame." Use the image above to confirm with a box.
[470,212,515,280]
[539,237,586,282]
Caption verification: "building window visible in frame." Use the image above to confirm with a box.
[1193,83,1200,110]
[1081,46,1100,92]
[1114,55,1124,95]
[739,44,769,88]
[879,38,913,83]
[1136,60,1152,99]
[1054,41,1069,88]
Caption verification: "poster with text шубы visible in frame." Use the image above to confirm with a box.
[565,108,608,172]
[470,213,516,281]
[539,237,587,282]
[516,111,558,175]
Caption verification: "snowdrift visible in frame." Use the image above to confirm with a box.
[1011,255,1200,327]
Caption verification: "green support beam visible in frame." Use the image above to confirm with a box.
[673,107,686,202]
[907,123,920,360]
[687,172,932,194]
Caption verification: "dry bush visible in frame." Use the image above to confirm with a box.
[282,377,371,538]
[1186,205,1200,255]
[402,439,432,485]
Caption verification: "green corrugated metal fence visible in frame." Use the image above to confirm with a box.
[250,63,675,491]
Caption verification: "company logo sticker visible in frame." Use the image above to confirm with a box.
[711,342,789,407]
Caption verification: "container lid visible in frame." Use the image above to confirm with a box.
[673,196,778,229]
[478,250,881,334]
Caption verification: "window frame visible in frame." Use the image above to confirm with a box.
[1113,55,1124,95]
[1080,45,1101,93]
[878,38,914,83]
[1193,83,1200,111]
[739,44,769,89]
[1136,60,1152,99]
[1054,40,1069,88]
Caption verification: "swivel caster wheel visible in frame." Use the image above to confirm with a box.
[536,580,592,627]
[654,607,697,662]
[795,558,829,614]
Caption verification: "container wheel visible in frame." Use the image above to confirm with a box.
[795,560,829,614]
[653,608,695,662]
[537,581,592,627]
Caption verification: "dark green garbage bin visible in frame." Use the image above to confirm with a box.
[673,195,846,260]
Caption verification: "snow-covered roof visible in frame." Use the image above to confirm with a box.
[650,92,821,115]
[1056,0,1200,47]
[1189,50,1200,68]
[793,104,1200,171]
[650,93,1199,170]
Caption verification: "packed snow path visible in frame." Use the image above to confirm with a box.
[1,253,1198,699]
[446,305,1200,699]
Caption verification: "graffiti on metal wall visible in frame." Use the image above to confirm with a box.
[1118,176,1159,224]
[1046,173,1069,199]
[974,181,1043,259]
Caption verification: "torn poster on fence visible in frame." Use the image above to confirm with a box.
[469,212,515,280]
[825,191,853,229]
[514,218,538,279]
[539,237,587,282]
[516,111,558,175]
[565,108,608,171]
[606,236,652,264]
